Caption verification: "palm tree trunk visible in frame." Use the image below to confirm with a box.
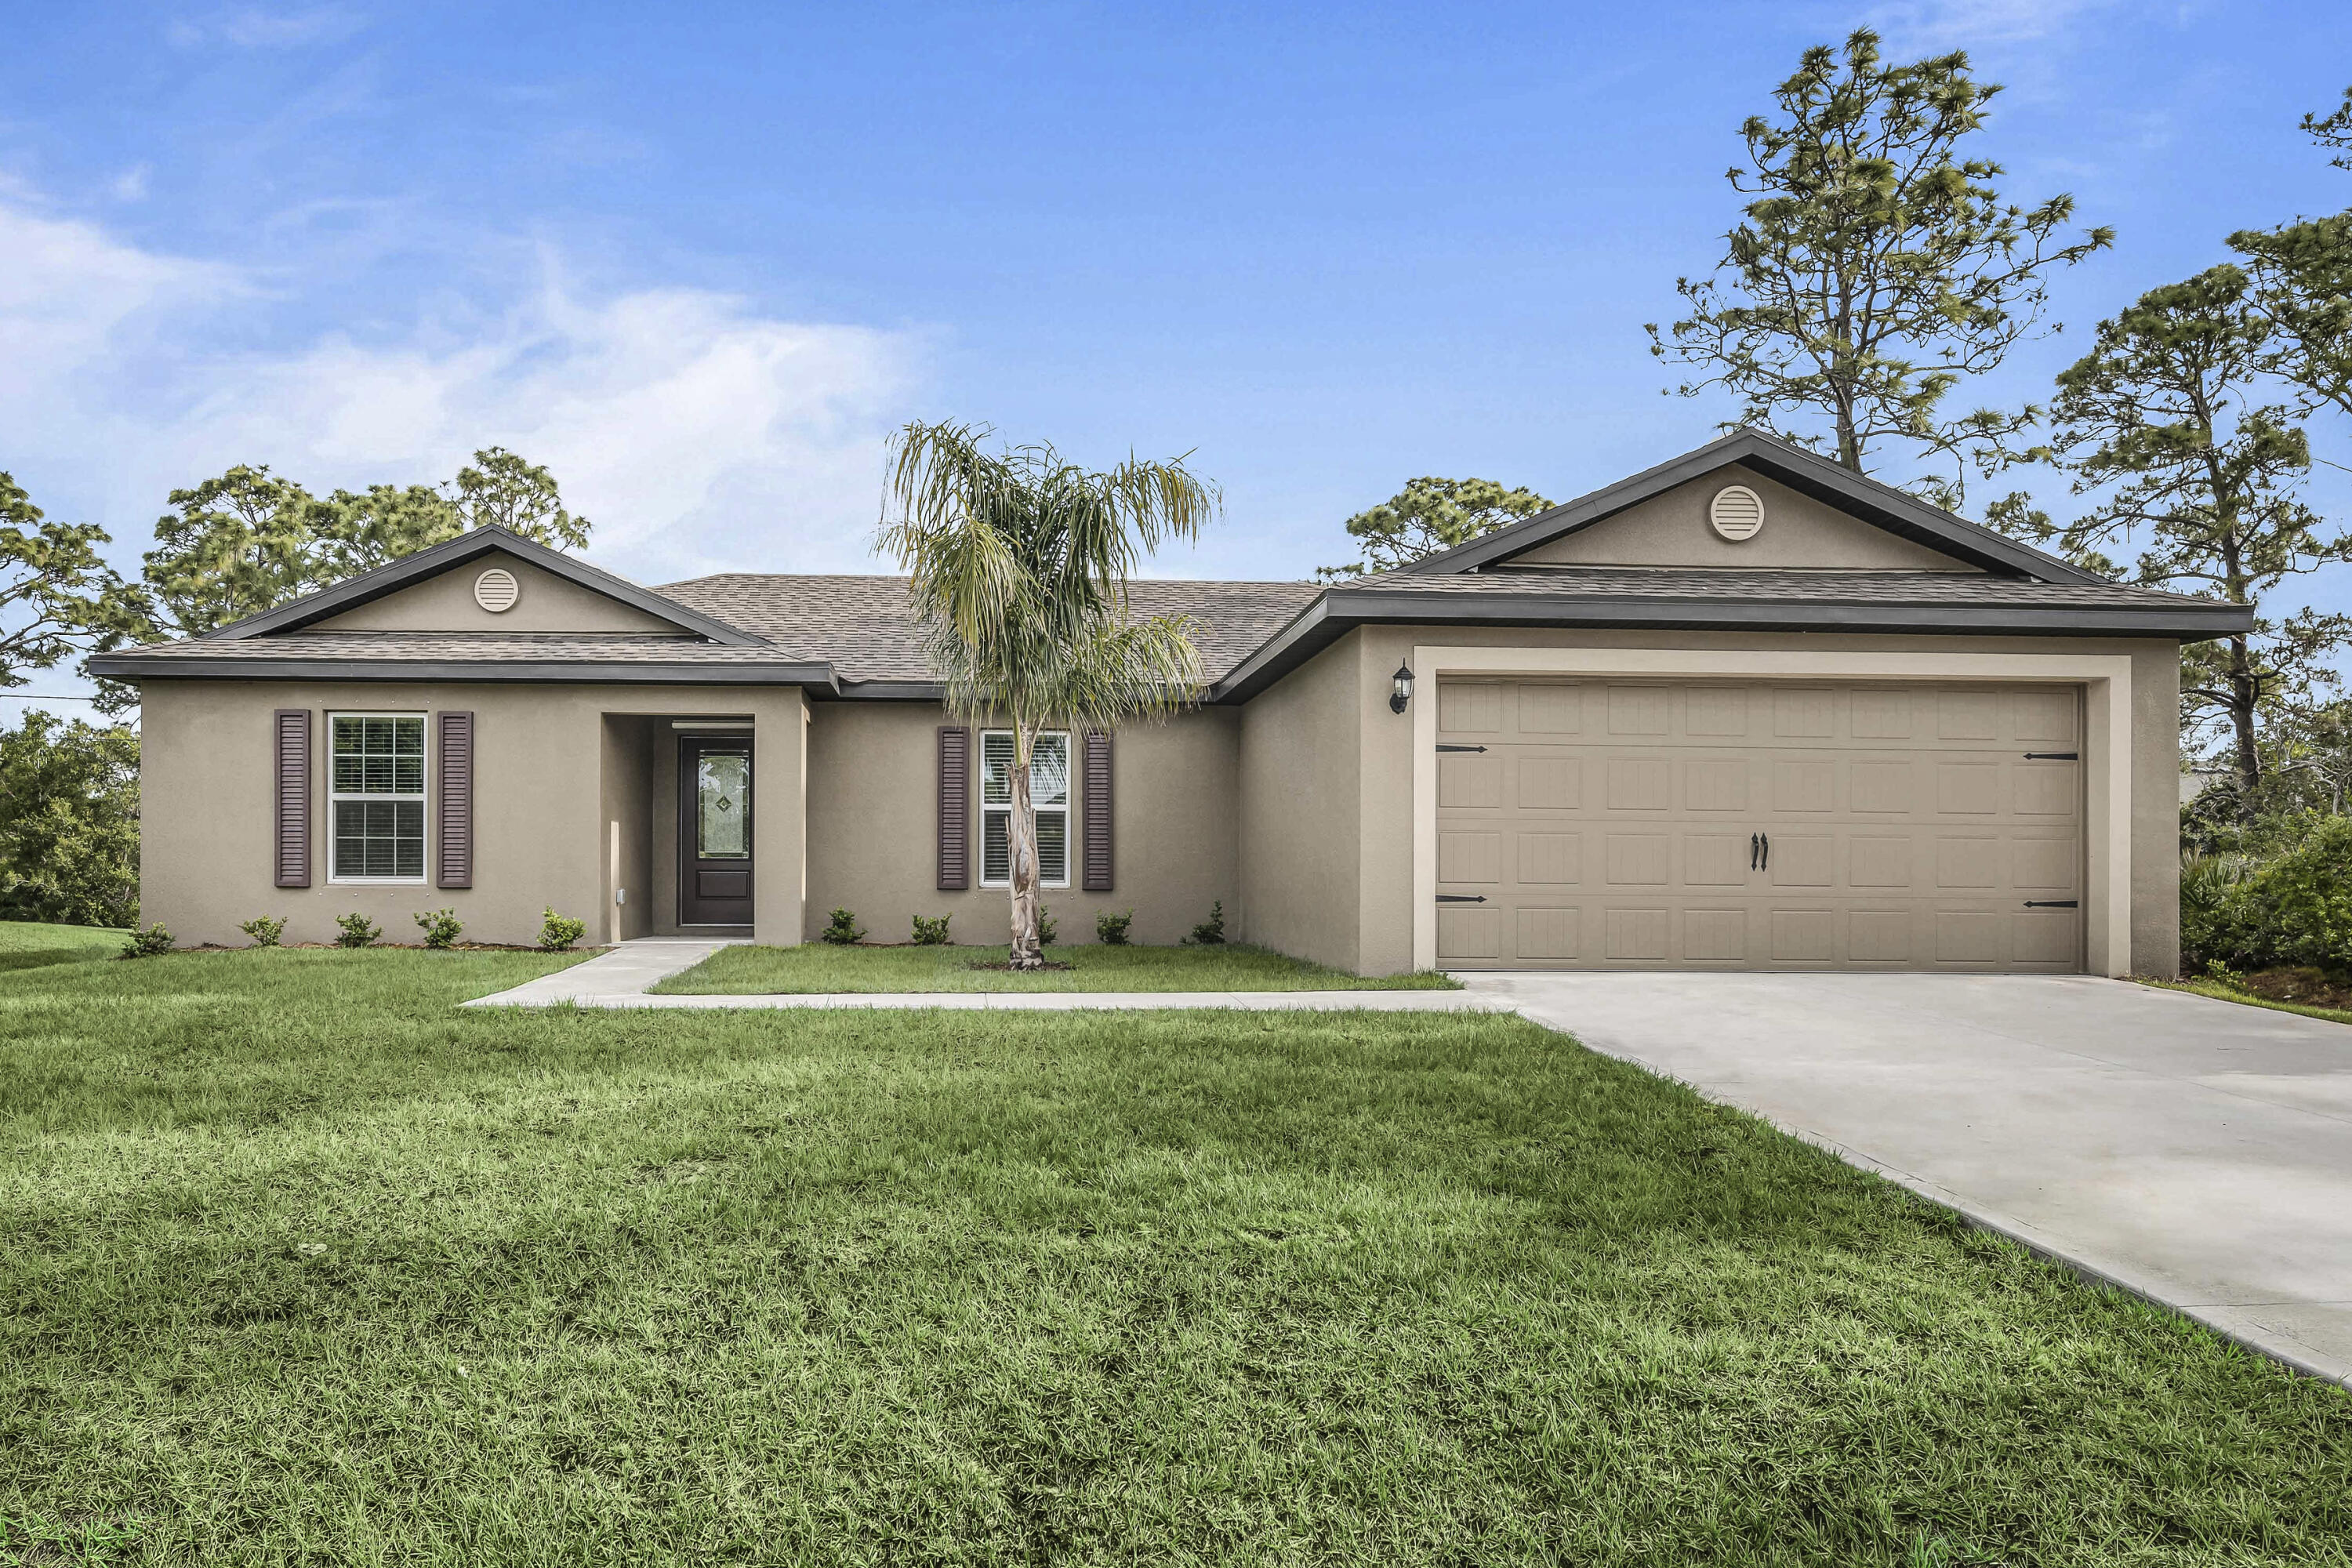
[1007,727,1044,968]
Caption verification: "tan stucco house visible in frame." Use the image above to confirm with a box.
[93,431,2249,977]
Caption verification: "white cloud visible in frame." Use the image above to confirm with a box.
[0,193,933,584]
[166,5,366,50]
[1860,0,2120,53]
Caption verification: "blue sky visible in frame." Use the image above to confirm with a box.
[3,1,2350,711]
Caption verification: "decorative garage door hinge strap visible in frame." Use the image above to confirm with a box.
[2024,751,2079,760]
[2024,900,2079,909]
[1435,743,1487,753]
[1435,894,1487,903]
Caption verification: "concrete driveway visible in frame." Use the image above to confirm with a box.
[1458,972,2352,1387]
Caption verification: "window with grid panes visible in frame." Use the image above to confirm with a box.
[980,730,1069,887]
[328,713,426,881]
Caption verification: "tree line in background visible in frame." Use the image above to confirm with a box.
[0,448,590,925]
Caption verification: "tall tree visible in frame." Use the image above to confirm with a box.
[0,710,141,928]
[2230,86,2352,421]
[0,472,140,691]
[443,447,592,547]
[1316,476,1555,579]
[1989,267,2347,806]
[1647,27,2111,502]
[2305,85,2352,169]
[878,422,1212,967]
[136,465,325,639]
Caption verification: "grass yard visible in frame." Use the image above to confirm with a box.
[2144,974,2352,1029]
[652,940,1461,993]
[0,918,127,971]
[2,935,2347,1565]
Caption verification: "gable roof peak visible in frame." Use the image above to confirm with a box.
[1400,429,2103,586]
[199,524,765,646]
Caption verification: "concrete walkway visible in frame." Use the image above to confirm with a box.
[463,938,1509,1014]
[1461,971,2352,1388]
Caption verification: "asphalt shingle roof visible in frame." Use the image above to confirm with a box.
[653,574,1324,684]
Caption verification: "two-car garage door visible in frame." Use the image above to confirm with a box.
[1434,678,2084,971]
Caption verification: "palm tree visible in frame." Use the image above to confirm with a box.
[878,422,1214,967]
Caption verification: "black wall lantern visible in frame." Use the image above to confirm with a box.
[1389,662,1414,714]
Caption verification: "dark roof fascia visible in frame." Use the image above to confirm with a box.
[824,679,947,702]
[199,526,766,647]
[1399,430,2107,586]
[89,653,841,692]
[1207,586,2252,704]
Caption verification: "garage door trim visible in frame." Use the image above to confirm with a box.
[1409,647,2134,975]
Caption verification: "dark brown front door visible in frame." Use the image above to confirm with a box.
[677,735,753,927]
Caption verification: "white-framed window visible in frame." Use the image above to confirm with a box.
[328,712,428,883]
[980,729,1069,888]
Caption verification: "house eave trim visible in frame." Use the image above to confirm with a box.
[87,655,842,692]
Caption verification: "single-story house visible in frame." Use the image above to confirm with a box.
[93,430,2249,977]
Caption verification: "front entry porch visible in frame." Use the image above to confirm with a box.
[597,694,807,946]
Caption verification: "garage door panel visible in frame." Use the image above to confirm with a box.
[1515,833,1582,884]
[1518,756,1581,809]
[1437,679,2082,973]
[1437,830,1501,884]
[1605,908,1671,960]
[1438,753,1501,808]
[1683,759,1748,811]
[1683,909,1747,961]
[1684,834,1750,886]
[1516,907,1580,959]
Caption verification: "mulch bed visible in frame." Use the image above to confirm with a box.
[963,960,1074,972]
[2236,967,2352,1011]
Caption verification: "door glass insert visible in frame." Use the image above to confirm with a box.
[696,750,750,858]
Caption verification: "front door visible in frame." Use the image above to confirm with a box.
[678,735,753,927]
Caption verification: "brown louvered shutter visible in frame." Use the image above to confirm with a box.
[274,709,311,888]
[1082,730,1113,892]
[937,725,971,890]
[437,710,474,889]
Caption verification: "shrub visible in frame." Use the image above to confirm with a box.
[2178,851,2251,973]
[2246,815,2352,972]
[1039,906,1058,946]
[119,923,172,959]
[238,915,287,947]
[414,909,463,949]
[1095,908,1134,946]
[1185,900,1226,946]
[539,907,588,951]
[910,913,951,946]
[820,907,866,945]
[335,913,381,949]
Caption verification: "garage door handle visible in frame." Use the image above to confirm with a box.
[1436,744,1487,753]
[2024,900,2078,909]
[1759,833,1769,870]
[1749,833,1759,870]
[1435,894,1487,904]
[2024,752,2078,760]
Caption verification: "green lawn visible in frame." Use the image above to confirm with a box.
[653,940,1461,993]
[0,917,127,971]
[2,935,2347,1565]
[2143,976,2352,1029]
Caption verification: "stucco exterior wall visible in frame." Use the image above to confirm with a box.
[136,681,804,949]
[1509,463,1984,572]
[309,552,682,634]
[804,702,1239,946]
[1233,625,2180,978]
[1235,637,1363,970]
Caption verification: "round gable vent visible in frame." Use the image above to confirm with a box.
[474,567,521,613]
[1708,484,1765,541]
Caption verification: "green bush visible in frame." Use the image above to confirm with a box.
[910,913,951,946]
[238,915,287,947]
[1095,909,1134,945]
[336,913,381,949]
[2180,814,2352,975]
[820,907,866,945]
[1185,900,1226,946]
[119,923,172,959]
[1039,906,1058,946]
[414,909,464,949]
[539,908,588,952]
